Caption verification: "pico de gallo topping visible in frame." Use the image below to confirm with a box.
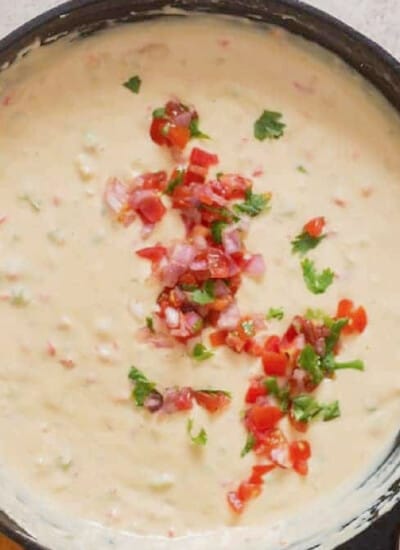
[150,100,209,150]
[103,96,368,516]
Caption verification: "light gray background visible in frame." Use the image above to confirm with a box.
[0,0,399,59]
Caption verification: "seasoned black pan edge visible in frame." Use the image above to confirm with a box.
[0,1,399,549]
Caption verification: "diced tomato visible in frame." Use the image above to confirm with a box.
[136,195,166,224]
[337,298,353,318]
[189,147,219,168]
[237,481,261,501]
[193,390,231,413]
[207,248,231,278]
[150,117,169,145]
[303,216,326,238]
[167,125,191,149]
[244,339,263,357]
[262,351,288,376]
[290,440,311,476]
[280,323,299,348]
[136,245,167,263]
[215,174,252,200]
[245,378,267,404]
[163,387,193,413]
[264,335,281,353]
[225,331,246,353]
[289,413,309,433]
[255,428,289,464]
[245,405,283,434]
[209,330,228,347]
[337,299,368,335]
[227,490,244,514]
[248,464,276,484]
[141,171,168,191]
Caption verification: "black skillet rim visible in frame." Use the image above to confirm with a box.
[0,1,399,549]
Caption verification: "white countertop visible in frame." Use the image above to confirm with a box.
[0,0,399,59]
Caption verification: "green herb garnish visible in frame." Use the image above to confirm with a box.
[190,281,215,305]
[124,75,142,94]
[292,232,325,255]
[332,359,365,371]
[292,394,341,422]
[165,170,184,195]
[234,189,271,217]
[128,366,157,406]
[254,110,285,141]
[123,75,141,94]
[146,316,154,333]
[266,307,284,320]
[210,221,228,245]
[301,258,334,294]
[189,118,210,139]
[192,343,214,362]
[297,165,308,174]
[19,194,41,212]
[264,377,290,412]
[187,419,207,446]
[240,432,256,457]
[152,107,166,119]
[298,344,323,385]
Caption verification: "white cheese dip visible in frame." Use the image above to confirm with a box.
[0,14,399,550]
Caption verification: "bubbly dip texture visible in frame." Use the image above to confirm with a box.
[0,15,399,549]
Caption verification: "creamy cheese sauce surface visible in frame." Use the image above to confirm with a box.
[0,15,399,549]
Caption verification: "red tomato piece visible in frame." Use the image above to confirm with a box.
[141,171,168,191]
[136,195,166,224]
[150,117,169,145]
[193,390,231,413]
[167,125,191,150]
[245,379,267,404]
[225,331,246,353]
[337,299,368,335]
[248,464,276,484]
[303,216,326,238]
[207,248,231,278]
[262,351,288,376]
[163,387,193,412]
[245,405,283,434]
[244,339,263,357]
[289,413,309,433]
[209,330,228,347]
[264,335,281,353]
[190,147,219,168]
[237,481,261,502]
[290,440,311,476]
[136,245,167,263]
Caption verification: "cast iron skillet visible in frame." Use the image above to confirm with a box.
[0,1,399,548]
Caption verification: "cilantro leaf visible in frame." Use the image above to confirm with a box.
[240,432,255,457]
[324,317,348,354]
[152,107,166,119]
[292,394,341,422]
[190,281,215,305]
[301,258,334,294]
[333,359,364,371]
[19,194,41,212]
[146,316,154,332]
[304,308,330,322]
[123,75,141,94]
[266,307,284,320]
[234,189,271,217]
[210,221,228,245]
[292,394,322,422]
[292,232,325,255]
[128,366,157,406]
[254,110,285,140]
[297,165,308,174]
[187,419,207,446]
[192,343,214,362]
[165,170,184,195]
[322,400,341,421]
[298,344,323,385]
[189,118,210,140]
[264,377,290,412]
